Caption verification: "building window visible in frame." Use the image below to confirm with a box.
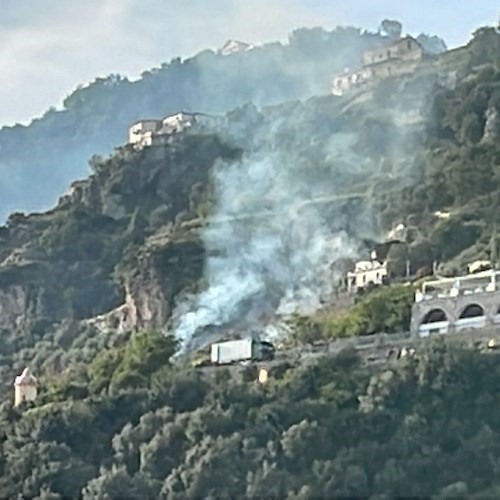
[407,40,412,50]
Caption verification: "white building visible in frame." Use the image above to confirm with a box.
[468,260,492,274]
[128,119,161,146]
[14,367,38,407]
[347,260,388,293]
[128,113,203,150]
[411,269,500,337]
[332,36,424,96]
[219,40,253,56]
[160,112,197,134]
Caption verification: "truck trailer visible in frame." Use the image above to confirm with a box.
[210,339,275,365]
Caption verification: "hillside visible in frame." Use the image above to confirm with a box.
[0,27,497,382]
[0,23,498,499]
[0,25,384,222]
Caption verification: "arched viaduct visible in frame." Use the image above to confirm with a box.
[410,290,500,336]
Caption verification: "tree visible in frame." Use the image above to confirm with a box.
[380,19,402,40]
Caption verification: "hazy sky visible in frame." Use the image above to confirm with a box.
[0,0,498,126]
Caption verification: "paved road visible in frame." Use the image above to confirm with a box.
[196,326,500,376]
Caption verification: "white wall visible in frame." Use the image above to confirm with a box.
[128,120,160,144]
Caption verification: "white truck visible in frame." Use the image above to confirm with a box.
[210,338,275,365]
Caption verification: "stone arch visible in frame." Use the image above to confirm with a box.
[459,304,485,319]
[421,308,448,324]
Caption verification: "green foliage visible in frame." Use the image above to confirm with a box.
[289,284,415,341]
[430,217,484,262]
[87,330,178,394]
[87,349,122,394]
[2,339,500,497]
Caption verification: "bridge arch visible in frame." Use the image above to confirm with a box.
[459,304,485,319]
[421,308,448,324]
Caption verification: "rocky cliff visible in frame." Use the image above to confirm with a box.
[0,133,239,392]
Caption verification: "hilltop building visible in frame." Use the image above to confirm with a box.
[332,36,424,96]
[14,367,38,407]
[128,119,161,146]
[219,40,253,56]
[128,112,206,150]
[161,112,198,133]
[411,269,500,337]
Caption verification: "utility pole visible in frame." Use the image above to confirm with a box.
[491,222,498,270]
[492,190,499,270]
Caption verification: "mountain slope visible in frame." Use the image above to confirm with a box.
[0,26,387,221]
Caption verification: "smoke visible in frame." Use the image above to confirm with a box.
[171,59,437,349]
[173,136,368,348]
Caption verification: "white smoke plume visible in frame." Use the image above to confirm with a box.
[172,65,434,348]
[173,148,364,348]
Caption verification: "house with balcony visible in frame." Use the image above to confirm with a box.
[411,268,500,337]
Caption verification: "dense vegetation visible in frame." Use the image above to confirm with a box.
[289,284,416,344]
[2,334,500,498]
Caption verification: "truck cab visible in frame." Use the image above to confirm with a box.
[258,340,275,361]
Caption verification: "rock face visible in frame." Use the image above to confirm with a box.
[0,284,40,329]
[0,133,238,349]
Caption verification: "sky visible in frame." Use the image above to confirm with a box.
[0,0,498,127]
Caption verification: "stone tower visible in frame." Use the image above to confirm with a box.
[14,367,38,407]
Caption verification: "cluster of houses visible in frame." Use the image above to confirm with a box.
[345,243,500,338]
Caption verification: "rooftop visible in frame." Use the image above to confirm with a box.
[416,269,500,303]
